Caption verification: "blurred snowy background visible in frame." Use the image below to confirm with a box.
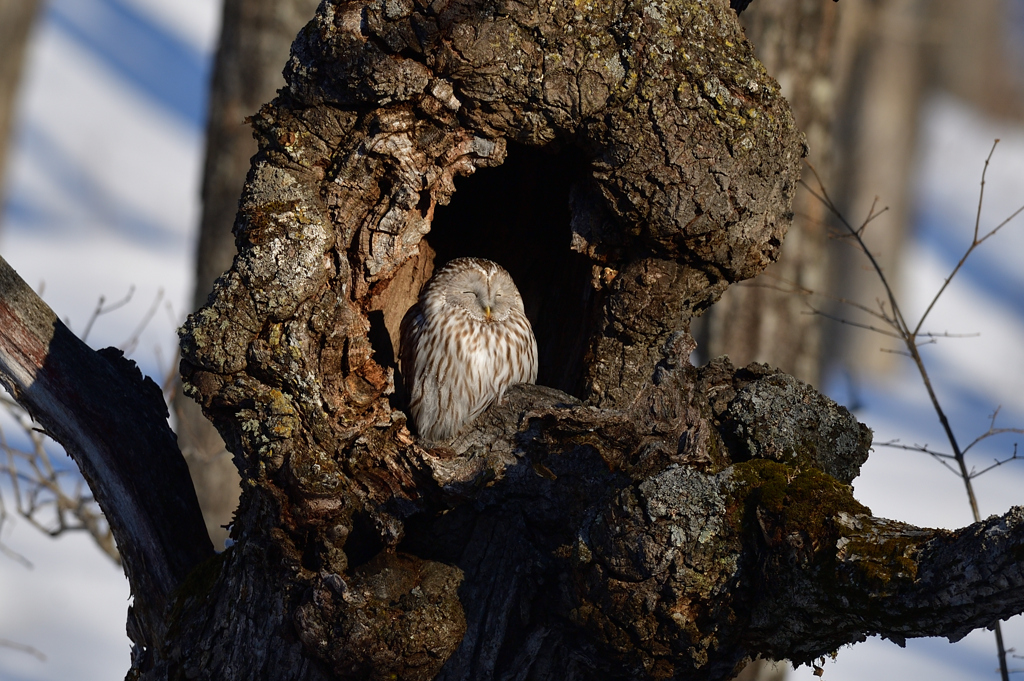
[0,1,1021,680]
[0,1,217,679]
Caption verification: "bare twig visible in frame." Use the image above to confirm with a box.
[803,141,1024,681]
[0,254,214,642]
[912,142,1024,338]
[0,637,46,662]
[158,347,182,406]
[969,443,1020,479]
[79,286,135,343]
[876,440,962,476]
[0,401,119,563]
[120,288,164,356]
[811,309,904,339]
[876,439,956,459]
[0,280,189,565]
[962,409,1024,455]
[917,331,980,339]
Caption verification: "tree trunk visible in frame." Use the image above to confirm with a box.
[0,256,213,660]
[825,0,925,375]
[824,0,1024,380]
[0,0,41,218]
[176,0,322,548]
[924,0,1024,122]
[3,2,1024,680]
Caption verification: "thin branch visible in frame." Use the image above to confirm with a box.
[159,347,182,405]
[962,409,1024,455]
[0,403,119,562]
[969,444,1020,479]
[803,144,1024,681]
[876,440,962,477]
[916,331,981,339]
[0,253,214,644]
[912,142,1024,339]
[0,282,188,564]
[79,286,136,344]
[876,440,956,460]
[822,294,901,327]
[120,288,164,356]
[803,158,977,516]
[801,166,909,334]
[809,309,904,340]
[0,637,46,662]
[972,140,994,243]
[965,429,1024,456]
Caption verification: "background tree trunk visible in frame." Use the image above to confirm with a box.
[823,0,1024,382]
[925,0,1024,120]
[698,0,1024,387]
[693,0,843,388]
[824,0,926,377]
[0,0,42,221]
[175,0,322,547]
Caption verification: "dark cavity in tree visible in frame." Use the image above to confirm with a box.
[426,142,598,396]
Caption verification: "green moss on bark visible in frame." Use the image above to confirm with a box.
[730,459,870,563]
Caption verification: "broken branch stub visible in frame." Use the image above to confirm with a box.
[0,255,213,661]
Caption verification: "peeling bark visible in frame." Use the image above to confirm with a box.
[0,1,1022,680]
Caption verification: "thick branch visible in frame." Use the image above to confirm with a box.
[748,506,1024,663]
[0,255,212,647]
[413,376,1024,679]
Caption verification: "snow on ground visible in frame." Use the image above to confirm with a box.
[0,513,131,681]
[1,2,1023,679]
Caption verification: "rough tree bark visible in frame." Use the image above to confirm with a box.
[1,1,1024,680]
[177,0,323,547]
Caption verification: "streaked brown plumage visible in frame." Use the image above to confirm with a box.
[399,257,538,442]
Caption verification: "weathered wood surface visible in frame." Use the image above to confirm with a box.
[179,0,322,551]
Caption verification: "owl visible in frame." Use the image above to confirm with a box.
[399,257,538,442]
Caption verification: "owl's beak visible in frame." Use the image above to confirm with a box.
[484,306,492,320]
